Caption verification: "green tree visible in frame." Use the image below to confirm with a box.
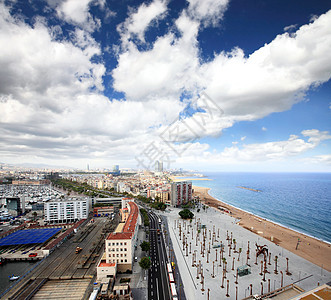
[151,201,166,211]
[140,209,150,227]
[179,209,194,220]
[140,241,150,252]
[32,211,37,221]
[139,257,151,270]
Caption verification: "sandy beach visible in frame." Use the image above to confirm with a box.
[193,185,331,272]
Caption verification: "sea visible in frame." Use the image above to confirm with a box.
[190,172,331,244]
[0,260,37,296]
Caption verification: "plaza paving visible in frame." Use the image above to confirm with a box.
[161,206,331,300]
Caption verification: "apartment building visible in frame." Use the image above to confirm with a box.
[44,198,89,223]
[170,181,192,207]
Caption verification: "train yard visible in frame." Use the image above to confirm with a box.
[2,215,120,300]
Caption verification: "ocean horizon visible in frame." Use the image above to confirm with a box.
[190,172,331,244]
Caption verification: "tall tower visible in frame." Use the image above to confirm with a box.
[170,181,192,207]
[155,160,163,172]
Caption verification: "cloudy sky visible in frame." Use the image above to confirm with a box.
[0,0,331,172]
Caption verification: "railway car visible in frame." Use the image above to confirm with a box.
[168,272,175,283]
[166,262,172,274]
[170,282,177,299]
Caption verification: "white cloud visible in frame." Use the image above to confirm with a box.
[199,10,331,134]
[302,154,331,165]
[240,136,246,141]
[45,0,101,32]
[310,14,319,22]
[118,0,167,44]
[187,0,229,27]
[284,24,297,32]
[114,9,331,140]
[0,8,104,101]
[301,129,331,144]
[0,3,184,167]
[177,129,331,165]
[113,12,200,101]
[1,2,331,170]
[262,127,267,131]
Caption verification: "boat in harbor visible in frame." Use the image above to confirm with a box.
[9,275,20,281]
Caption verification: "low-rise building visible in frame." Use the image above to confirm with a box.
[96,260,117,281]
[93,197,122,207]
[112,284,133,299]
[97,199,140,279]
[93,206,114,217]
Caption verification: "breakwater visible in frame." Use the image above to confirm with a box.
[237,186,261,192]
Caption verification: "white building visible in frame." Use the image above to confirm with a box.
[170,181,192,207]
[117,182,128,193]
[44,199,89,223]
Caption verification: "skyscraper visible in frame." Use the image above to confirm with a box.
[155,160,163,172]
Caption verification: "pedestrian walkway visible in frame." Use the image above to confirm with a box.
[130,226,148,300]
[162,206,331,300]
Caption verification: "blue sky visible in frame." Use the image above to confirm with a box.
[0,0,330,172]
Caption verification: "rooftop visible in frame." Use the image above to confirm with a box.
[99,261,116,267]
[0,227,62,246]
[107,201,138,240]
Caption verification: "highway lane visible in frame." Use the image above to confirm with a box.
[147,210,171,300]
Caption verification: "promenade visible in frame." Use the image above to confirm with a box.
[162,206,331,300]
[193,186,331,272]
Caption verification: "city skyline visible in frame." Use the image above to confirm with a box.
[0,0,331,172]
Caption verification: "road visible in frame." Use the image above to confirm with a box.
[161,213,186,300]
[148,210,171,300]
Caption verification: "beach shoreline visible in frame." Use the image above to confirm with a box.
[193,185,331,272]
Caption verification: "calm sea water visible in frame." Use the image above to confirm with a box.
[192,172,331,243]
[0,260,37,296]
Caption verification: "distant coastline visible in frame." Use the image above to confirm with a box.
[170,176,212,182]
